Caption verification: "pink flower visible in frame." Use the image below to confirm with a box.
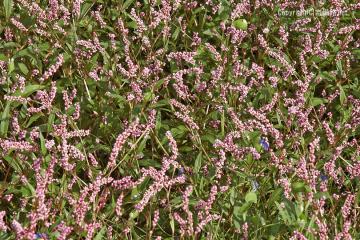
[115,193,124,216]
[0,211,7,232]
[10,18,28,32]
[108,118,140,168]
[39,55,64,82]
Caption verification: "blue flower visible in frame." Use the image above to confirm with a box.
[34,233,47,240]
[178,167,185,176]
[251,180,260,191]
[320,174,328,182]
[259,138,269,151]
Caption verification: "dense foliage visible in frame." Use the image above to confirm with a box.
[0,0,360,239]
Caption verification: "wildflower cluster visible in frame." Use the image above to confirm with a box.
[0,0,359,239]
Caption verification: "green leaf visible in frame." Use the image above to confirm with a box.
[127,21,137,29]
[172,27,180,40]
[319,71,336,81]
[129,210,139,219]
[201,134,216,144]
[0,54,6,61]
[94,227,106,240]
[131,187,140,200]
[194,152,202,173]
[80,2,94,19]
[144,91,154,102]
[169,215,175,235]
[20,186,32,197]
[47,113,55,132]
[138,159,161,168]
[170,125,187,138]
[26,113,43,128]
[229,188,236,206]
[234,202,252,217]
[3,155,22,172]
[8,58,15,74]
[233,216,241,229]
[137,136,148,153]
[155,112,161,131]
[0,102,11,137]
[18,63,29,75]
[3,0,13,21]
[336,60,344,77]
[202,30,213,37]
[40,132,47,156]
[221,110,225,138]
[233,19,248,30]
[292,182,305,193]
[276,202,292,224]
[245,192,257,203]
[339,85,346,105]
[310,97,328,107]
[123,0,135,9]
[14,84,45,97]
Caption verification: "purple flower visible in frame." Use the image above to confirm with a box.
[34,233,47,240]
[320,174,328,182]
[178,167,185,176]
[259,138,269,151]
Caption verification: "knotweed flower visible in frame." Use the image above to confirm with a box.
[108,118,140,168]
[0,211,7,232]
[10,18,28,32]
[39,55,64,82]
